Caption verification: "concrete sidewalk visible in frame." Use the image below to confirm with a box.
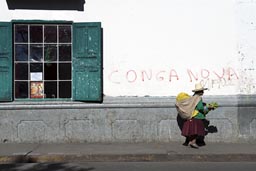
[0,142,256,163]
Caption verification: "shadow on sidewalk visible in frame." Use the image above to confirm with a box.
[0,162,94,171]
[0,154,95,171]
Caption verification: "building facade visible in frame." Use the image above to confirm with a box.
[0,0,256,143]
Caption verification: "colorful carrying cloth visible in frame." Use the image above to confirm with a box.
[175,92,201,120]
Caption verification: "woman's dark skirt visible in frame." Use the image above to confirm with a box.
[181,118,205,137]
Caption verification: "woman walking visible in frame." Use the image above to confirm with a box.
[176,83,215,149]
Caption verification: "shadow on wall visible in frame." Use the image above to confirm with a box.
[6,0,86,11]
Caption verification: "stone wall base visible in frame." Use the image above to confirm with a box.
[0,95,255,143]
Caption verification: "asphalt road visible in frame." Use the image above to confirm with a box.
[1,162,256,171]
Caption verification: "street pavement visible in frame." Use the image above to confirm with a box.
[2,162,256,171]
[0,142,256,163]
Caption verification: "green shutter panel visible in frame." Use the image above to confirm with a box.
[0,22,12,102]
[72,22,102,102]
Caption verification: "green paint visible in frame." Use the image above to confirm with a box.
[72,22,102,102]
[0,22,13,102]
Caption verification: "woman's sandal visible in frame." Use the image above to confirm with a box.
[189,143,199,149]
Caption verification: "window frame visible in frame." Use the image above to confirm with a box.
[0,20,103,102]
[13,22,73,100]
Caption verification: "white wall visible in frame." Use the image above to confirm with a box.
[1,0,256,96]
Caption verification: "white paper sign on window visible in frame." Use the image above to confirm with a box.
[31,72,43,81]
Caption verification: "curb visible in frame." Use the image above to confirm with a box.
[1,153,256,163]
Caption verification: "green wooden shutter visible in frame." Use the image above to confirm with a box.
[72,22,102,102]
[0,22,12,102]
